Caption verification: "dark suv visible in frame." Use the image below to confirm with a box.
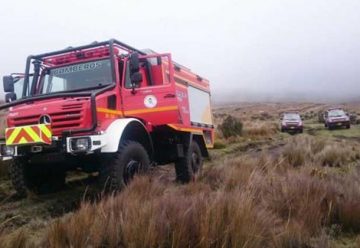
[280,112,303,133]
[324,108,350,130]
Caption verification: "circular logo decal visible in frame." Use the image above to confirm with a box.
[39,114,52,124]
[144,95,157,108]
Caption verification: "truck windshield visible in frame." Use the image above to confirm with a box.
[39,59,112,94]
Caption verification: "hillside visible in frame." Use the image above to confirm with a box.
[0,103,359,247]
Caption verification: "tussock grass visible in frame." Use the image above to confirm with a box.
[44,177,277,248]
[244,121,278,138]
[0,229,33,248]
[39,150,360,248]
[281,135,360,167]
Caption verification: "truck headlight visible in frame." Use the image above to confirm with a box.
[71,137,91,152]
[1,145,15,156]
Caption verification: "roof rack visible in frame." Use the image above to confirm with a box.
[32,39,146,60]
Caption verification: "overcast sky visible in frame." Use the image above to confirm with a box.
[1,0,360,102]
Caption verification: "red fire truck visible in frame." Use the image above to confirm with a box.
[0,39,214,196]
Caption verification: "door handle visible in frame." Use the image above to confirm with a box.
[164,93,176,98]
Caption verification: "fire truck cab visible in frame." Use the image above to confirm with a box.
[0,39,214,196]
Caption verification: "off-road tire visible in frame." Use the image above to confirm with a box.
[346,124,351,129]
[9,159,28,197]
[99,141,150,192]
[9,159,66,197]
[175,141,203,183]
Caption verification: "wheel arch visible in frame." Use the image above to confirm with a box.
[101,118,153,158]
[192,134,209,158]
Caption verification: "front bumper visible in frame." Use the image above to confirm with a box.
[328,121,350,128]
[0,134,108,158]
[281,125,303,131]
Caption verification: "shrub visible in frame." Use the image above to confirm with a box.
[349,113,357,124]
[218,115,243,138]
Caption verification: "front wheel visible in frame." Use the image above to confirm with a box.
[9,159,65,197]
[99,141,150,192]
[175,141,204,183]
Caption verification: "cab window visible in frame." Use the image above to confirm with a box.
[124,55,170,88]
[13,75,34,99]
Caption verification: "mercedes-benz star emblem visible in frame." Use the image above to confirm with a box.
[39,115,52,125]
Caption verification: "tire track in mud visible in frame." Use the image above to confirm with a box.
[0,175,96,237]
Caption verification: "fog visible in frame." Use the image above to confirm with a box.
[1,0,360,103]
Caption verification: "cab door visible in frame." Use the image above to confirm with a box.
[121,54,180,126]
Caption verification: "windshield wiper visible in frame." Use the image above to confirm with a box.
[63,84,110,93]
[37,84,112,96]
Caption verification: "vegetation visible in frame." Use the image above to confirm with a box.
[281,135,360,167]
[0,110,6,139]
[218,115,243,138]
[15,151,358,247]
[244,121,278,137]
[1,103,360,247]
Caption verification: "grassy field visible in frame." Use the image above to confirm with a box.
[1,103,360,247]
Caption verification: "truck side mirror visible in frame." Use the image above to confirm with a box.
[131,72,143,86]
[5,92,17,103]
[129,53,143,93]
[3,76,14,93]
[129,52,140,73]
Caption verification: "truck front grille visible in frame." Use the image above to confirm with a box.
[11,103,85,136]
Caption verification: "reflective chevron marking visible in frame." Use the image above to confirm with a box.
[5,124,52,146]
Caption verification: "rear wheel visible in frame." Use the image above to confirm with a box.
[98,141,150,192]
[175,141,203,183]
